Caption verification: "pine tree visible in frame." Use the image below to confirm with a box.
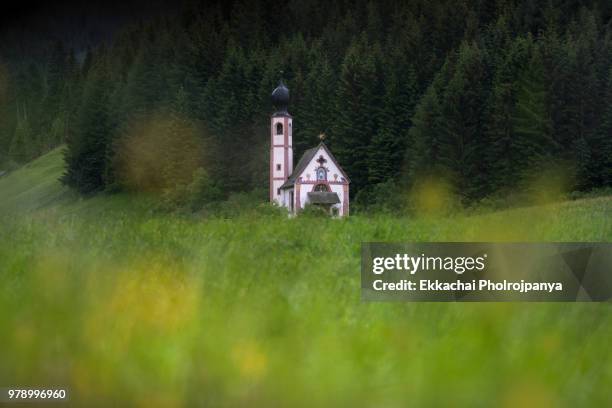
[563,10,606,189]
[49,116,66,147]
[593,68,612,186]
[365,1,383,44]
[42,40,67,146]
[0,64,15,159]
[510,45,556,177]
[486,36,532,190]
[404,60,452,183]
[9,116,34,163]
[15,63,45,155]
[162,86,201,190]
[297,53,337,156]
[332,35,382,194]
[437,42,491,199]
[62,58,113,193]
[367,63,417,184]
[120,36,167,119]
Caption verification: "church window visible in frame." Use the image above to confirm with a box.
[276,164,281,171]
[316,167,327,181]
[314,183,329,192]
[276,123,283,135]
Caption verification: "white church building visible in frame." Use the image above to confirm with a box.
[269,80,349,216]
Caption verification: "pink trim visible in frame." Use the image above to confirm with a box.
[300,180,347,185]
[284,117,289,180]
[311,181,331,192]
[343,184,349,216]
[271,116,293,203]
[269,146,273,202]
[269,119,275,202]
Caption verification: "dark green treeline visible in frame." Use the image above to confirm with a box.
[1,0,611,208]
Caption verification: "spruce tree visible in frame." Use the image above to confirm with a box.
[162,86,201,190]
[511,46,555,171]
[42,40,67,146]
[332,35,381,194]
[367,62,417,184]
[593,68,612,186]
[486,36,532,190]
[62,58,113,193]
[9,116,34,163]
[367,71,401,185]
[120,38,166,119]
[564,11,605,189]
[437,42,490,199]
[297,54,337,156]
[404,60,452,183]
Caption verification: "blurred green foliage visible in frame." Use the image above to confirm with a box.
[1,150,611,406]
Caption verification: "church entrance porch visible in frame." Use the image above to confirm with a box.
[306,191,341,216]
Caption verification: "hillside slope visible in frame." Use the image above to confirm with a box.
[0,147,72,214]
[0,147,155,216]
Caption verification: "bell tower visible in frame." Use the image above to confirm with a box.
[270,80,293,203]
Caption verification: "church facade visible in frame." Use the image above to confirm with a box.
[269,81,349,216]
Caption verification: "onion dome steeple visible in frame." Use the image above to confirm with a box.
[271,79,290,115]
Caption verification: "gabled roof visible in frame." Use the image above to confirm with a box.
[307,192,341,204]
[280,142,350,189]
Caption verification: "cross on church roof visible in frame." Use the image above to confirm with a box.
[316,155,327,166]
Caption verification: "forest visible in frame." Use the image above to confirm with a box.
[1,0,611,211]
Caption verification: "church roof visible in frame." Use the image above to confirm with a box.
[307,192,341,204]
[280,146,318,189]
[280,142,350,189]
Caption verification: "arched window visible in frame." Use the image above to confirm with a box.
[314,183,329,192]
[316,167,327,181]
[276,123,283,135]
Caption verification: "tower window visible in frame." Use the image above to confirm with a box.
[276,164,281,171]
[276,123,283,135]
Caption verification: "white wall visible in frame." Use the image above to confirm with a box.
[296,182,346,216]
[272,148,284,178]
[270,115,293,204]
[294,145,349,216]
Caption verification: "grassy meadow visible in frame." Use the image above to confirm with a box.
[1,148,611,407]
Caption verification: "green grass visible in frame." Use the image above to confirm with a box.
[0,148,611,406]
[0,147,73,213]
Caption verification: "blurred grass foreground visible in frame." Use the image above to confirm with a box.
[0,148,611,407]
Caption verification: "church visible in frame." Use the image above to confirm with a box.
[269,80,350,216]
